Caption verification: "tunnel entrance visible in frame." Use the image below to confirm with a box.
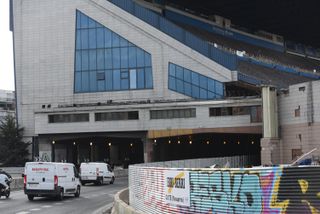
[152,133,262,166]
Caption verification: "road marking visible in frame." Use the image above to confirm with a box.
[54,202,63,205]
[92,202,113,214]
[16,212,30,214]
[64,200,72,203]
[41,205,52,208]
[30,208,41,211]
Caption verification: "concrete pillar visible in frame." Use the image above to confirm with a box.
[261,138,280,165]
[261,86,280,165]
[143,138,154,163]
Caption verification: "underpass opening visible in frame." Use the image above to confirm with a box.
[52,136,144,168]
[152,133,262,166]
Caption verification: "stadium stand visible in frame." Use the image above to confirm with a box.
[111,0,320,89]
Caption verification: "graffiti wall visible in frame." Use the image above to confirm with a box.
[129,165,320,214]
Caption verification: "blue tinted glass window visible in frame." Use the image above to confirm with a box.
[89,50,96,70]
[208,92,215,99]
[105,70,113,91]
[129,47,137,68]
[167,62,224,100]
[97,80,105,91]
[169,64,175,77]
[105,49,112,69]
[183,69,191,83]
[112,33,120,47]
[137,69,145,89]
[112,48,120,69]
[192,85,199,98]
[75,51,81,71]
[200,88,207,99]
[89,29,96,49]
[75,11,153,93]
[96,28,104,49]
[81,51,89,71]
[168,76,176,90]
[176,79,183,93]
[88,18,96,28]
[76,30,81,49]
[121,70,128,79]
[81,29,88,49]
[81,72,89,92]
[184,82,192,96]
[208,79,215,92]
[120,37,128,47]
[121,70,129,90]
[120,47,128,68]
[145,52,151,67]
[113,70,120,90]
[104,29,111,48]
[89,71,97,92]
[130,69,137,89]
[76,11,81,29]
[176,66,183,80]
[137,49,144,67]
[97,49,104,70]
[191,72,199,86]
[200,75,207,89]
[145,68,153,88]
[215,81,223,95]
[80,13,88,28]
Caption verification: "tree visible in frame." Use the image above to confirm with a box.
[0,114,30,166]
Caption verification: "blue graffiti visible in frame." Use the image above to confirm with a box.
[190,171,262,213]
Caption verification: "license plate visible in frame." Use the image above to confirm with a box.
[82,176,88,180]
[28,183,38,187]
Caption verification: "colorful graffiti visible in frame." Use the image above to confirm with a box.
[129,166,320,214]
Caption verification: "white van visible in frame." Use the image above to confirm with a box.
[23,162,81,201]
[80,162,115,185]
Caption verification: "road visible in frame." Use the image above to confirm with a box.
[0,176,128,214]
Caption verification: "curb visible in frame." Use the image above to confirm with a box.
[111,188,144,214]
[92,202,114,214]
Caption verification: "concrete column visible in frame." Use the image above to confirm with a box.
[261,86,280,165]
[143,138,154,163]
[261,138,280,165]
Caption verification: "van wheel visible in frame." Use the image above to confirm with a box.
[110,176,115,184]
[57,189,64,201]
[75,186,80,197]
[28,195,34,201]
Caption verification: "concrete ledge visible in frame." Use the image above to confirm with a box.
[111,188,144,214]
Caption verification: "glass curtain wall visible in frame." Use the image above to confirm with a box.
[75,11,153,93]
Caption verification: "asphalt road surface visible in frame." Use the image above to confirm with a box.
[0,176,128,214]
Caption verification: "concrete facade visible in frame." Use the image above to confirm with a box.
[278,80,320,163]
[14,0,312,165]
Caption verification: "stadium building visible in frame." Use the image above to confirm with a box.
[10,0,320,166]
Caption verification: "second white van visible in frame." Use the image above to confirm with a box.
[23,162,81,201]
[80,162,115,185]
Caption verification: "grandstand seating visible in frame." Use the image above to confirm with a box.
[109,0,320,89]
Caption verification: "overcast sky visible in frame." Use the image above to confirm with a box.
[0,0,14,91]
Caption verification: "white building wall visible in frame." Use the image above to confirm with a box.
[278,80,320,163]
[13,0,236,138]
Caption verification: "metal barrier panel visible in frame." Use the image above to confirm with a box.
[129,165,320,214]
